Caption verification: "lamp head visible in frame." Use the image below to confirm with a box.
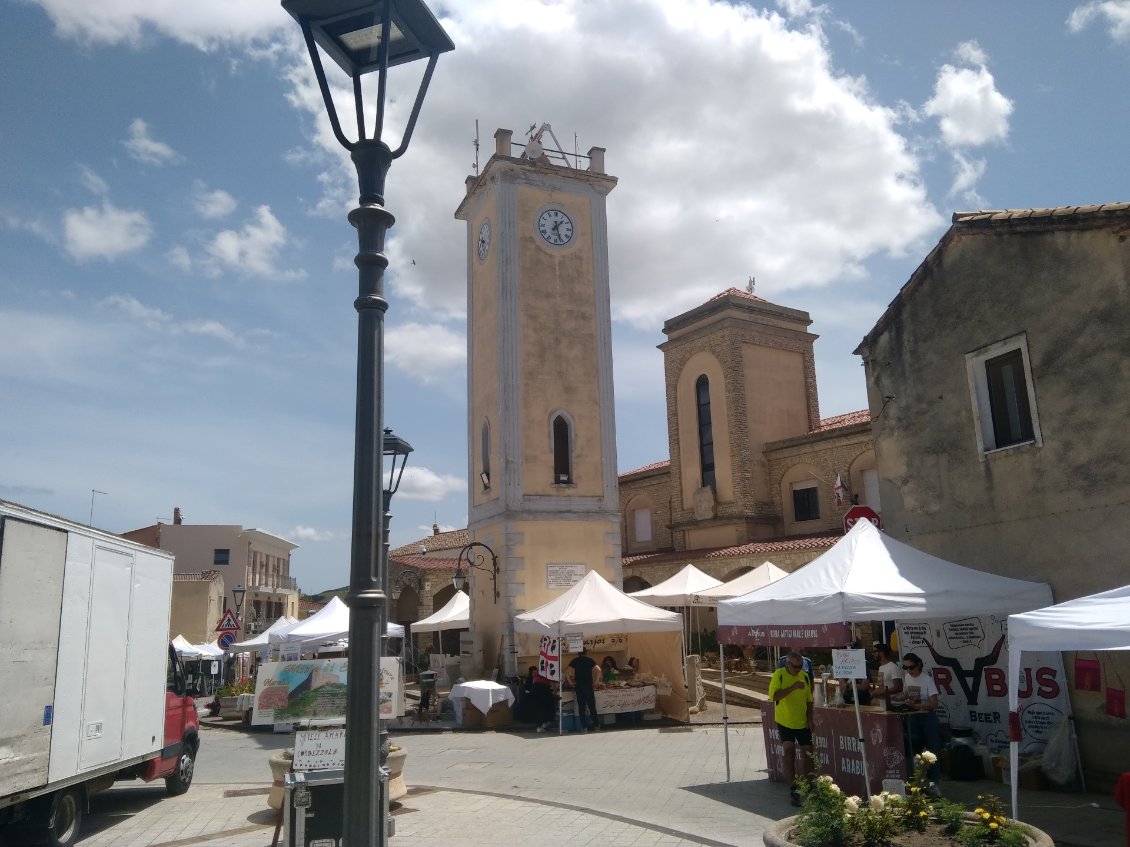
[382,427,414,496]
[282,0,454,76]
[451,565,466,592]
[232,584,246,612]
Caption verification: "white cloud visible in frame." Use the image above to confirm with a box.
[290,525,341,543]
[167,245,192,270]
[192,182,237,219]
[385,322,465,383]
[397,467,465,502]
[123,118,181,165]
[924,42,1013,148]
[29,0,290,49]
[948,151,988,207]
[100,294,245,347]
[1068,1,1130,41]
[203,205,304,280]
[79,166,110,198]
[63,202,151,260]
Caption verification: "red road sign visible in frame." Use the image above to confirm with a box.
[843,505,882,534]
[215,609,241,632]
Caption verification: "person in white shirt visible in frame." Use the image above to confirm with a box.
[894,652,942,788]
[872,643,903,705]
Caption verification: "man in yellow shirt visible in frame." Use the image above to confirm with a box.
[768,650,814,806]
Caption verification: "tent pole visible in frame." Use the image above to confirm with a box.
[852,693,871,800]
[721,648,731,782]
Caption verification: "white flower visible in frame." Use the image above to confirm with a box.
[845,796,861,813]
[818,774,834,786]
[829,783,841,794]
[918,750,938,765]
[869,794,885,811]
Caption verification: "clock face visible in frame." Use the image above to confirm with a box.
[537,208,574,246]
[476,219,491,261]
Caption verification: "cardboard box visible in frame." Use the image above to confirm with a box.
[460,700,513,729]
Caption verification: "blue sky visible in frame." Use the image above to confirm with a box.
[3,0,1129,593]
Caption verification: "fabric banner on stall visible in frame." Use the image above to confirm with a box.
[717,621,852,647]
[538,635,561,683]
[896,616,1068,755]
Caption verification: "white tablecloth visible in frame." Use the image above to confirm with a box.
[450,680,515,715]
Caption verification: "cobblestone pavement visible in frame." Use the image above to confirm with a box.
[67,717,1123,847]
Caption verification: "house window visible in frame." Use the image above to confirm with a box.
[552,414,572,484]
[862,468,881,509]
[695,375,716,490]
[966,334,1041,455]
[213,548,230,566]
[632,508,653,543]
[792,481,820,522]
[481,419,491,489]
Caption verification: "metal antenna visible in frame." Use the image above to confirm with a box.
[473,119,480,174]
[89,489,108,526]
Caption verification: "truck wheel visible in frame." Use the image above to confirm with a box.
[46,787,84,847]
[165,744,196,796]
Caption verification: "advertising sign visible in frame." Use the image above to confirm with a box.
[833,648,868,680]
[293,727,346,771]
[251,657,403,726]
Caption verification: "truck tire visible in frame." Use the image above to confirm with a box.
[46,787,84,847]
[165,743,196,796]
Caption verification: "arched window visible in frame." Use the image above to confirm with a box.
[552,414,572,484]
[480,419,491,489]
[695,375,716,490]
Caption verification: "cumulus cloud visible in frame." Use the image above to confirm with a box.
[167,245,192,270]
[203,205,303,280]
[123,118,181,165]
[385,322,465,383]
[100,294,245,347]
[290,525,341,543]
[1068,0,1130,41]
[63,202,151,260]
[192,182,237,219]
[397,467,465,502]
[924,41,1013,148]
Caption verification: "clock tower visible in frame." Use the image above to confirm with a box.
[454,127,621,675]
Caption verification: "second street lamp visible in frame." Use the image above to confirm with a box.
[280,2,452,845]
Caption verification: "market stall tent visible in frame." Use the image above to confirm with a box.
[270,596,404,649]
[718,519,1053,630]
[410,590,469,633]
[514,570,689,722]
[629,564,722,605]
[172,634,201,658]
[1006,584,1130,817]
[228,616,299,653]
[691,561,788,605]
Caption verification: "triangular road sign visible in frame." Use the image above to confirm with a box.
[215,609,241,632]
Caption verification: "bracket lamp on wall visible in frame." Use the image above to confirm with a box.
[451,541,500,603]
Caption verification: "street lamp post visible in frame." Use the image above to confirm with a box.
[280,3,451,845]
[231,585,246,679]
[451,542,500,603]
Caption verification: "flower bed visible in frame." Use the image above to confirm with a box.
[764,753,1053,847]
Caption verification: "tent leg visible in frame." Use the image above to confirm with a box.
[721,657,731,782]
[1069,716,1086,792]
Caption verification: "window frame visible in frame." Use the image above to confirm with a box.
[791,480,820,522]
[695,375,716,491]
[213,548,230,566]
[551,413,573,485]
[965,333,1042,458]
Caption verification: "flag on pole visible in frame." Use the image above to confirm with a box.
[833,474,846,509]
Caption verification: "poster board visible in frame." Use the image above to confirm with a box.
[251,657,404,726]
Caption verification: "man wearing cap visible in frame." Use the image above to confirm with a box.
[769,649,814,806]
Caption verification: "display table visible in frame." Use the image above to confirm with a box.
[451,680,515,727]
[760,701,914,795]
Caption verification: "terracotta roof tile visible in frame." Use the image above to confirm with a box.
[619,460,670,478]
[811,409,870,433]
[389,528,469,558]
[623,531,839,566]
[388,554,466,572]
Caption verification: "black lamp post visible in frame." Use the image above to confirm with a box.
[279,3,451,845]
[231,584,246,680]
[452,541,500,603]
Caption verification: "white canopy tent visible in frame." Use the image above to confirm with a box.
[192,641,225,658]
[172,634,201,658]
[691,561,789,605]
[411,591,469,634]
[1006,584,1130,818]
[270,596,404,650]
[715,520,1053,785]
[718,520,1053,627]
[630,564,723,654]
[228,616,299,652]
[515,571,689,725]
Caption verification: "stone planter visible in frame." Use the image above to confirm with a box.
[267,751,292,810]
[387,747,408,802]
[763,813,1055,847]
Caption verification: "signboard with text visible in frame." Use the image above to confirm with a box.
[718,622,852,647]
[547,563,586,589]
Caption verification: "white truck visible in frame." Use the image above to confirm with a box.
[0,500,201,846]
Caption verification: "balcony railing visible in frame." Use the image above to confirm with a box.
[248,574,298,593]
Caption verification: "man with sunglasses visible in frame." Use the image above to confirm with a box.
[768,650,814,806]
[896,652,943,789]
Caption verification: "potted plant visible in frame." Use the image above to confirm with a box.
[763,752,1055,847]
[216,677,255,721]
